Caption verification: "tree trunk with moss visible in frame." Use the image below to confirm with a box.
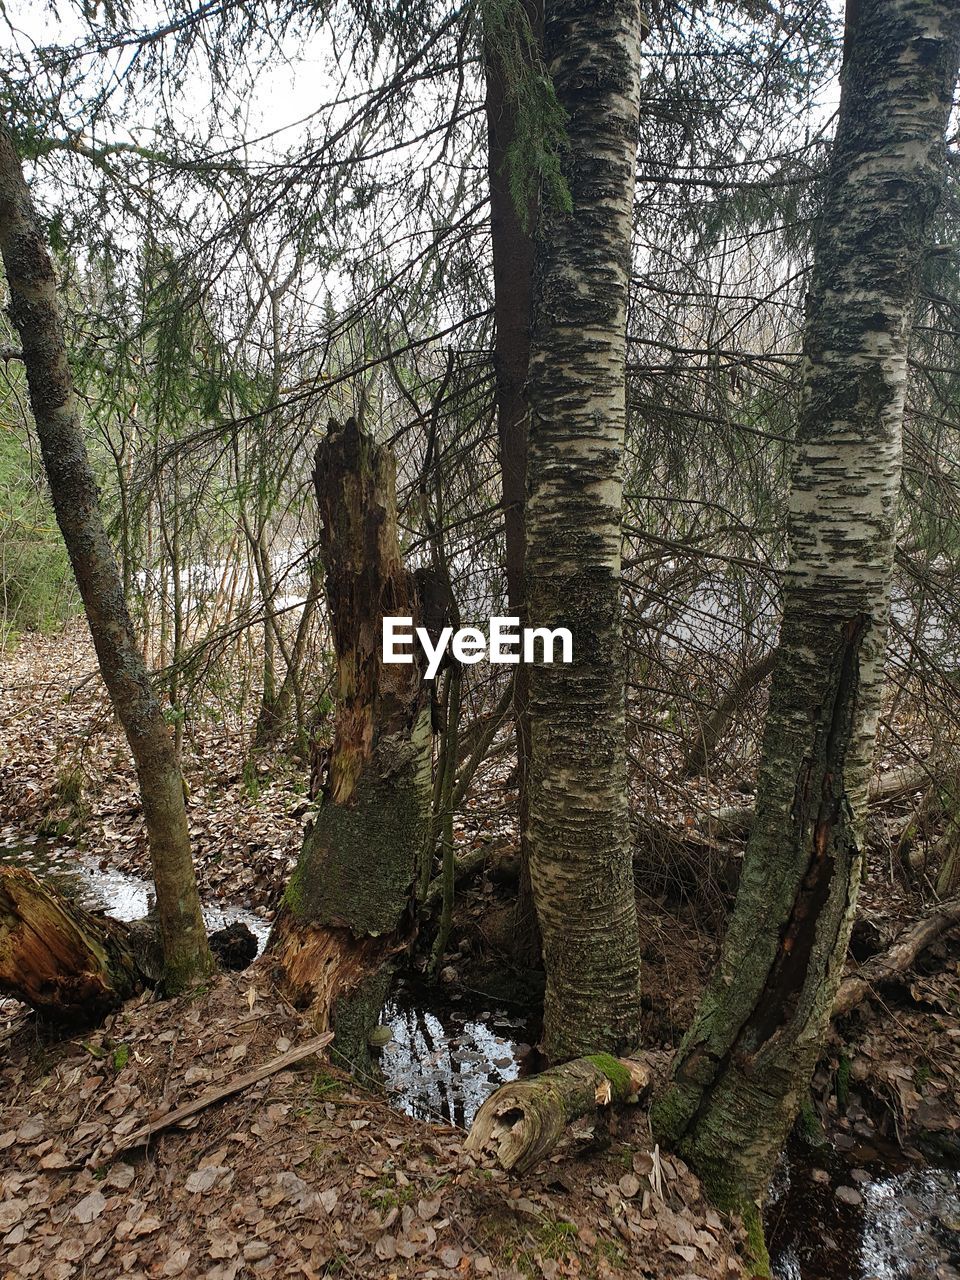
[268,419,433,1070]
[465,1053,651,1173]
[523,0,647,1060]
[0,127,213,995]
[652,3,960,1268]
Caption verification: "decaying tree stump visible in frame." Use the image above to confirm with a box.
[0,867,142,1021]
[268,419,433,1068]
[0,866,259,1023]
[464,1055,652,1174]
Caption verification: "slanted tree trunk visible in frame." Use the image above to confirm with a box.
[268,419,433,1069]
[523,0,647,1060]
[652,4,960,1269]
[484,0,541,969]
[833,896,960,1018]
[0,127,213,994]
[682,649,777,777]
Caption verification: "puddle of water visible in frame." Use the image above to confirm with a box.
[380,980,535,1128]
[768,1138,960,1280]
[0,830,270,950]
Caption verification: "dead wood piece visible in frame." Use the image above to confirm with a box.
[463,1055,651,1174]
[0,866,141,1021]
[700,759,937,839]
[110,1031,334,1154]
[833,896,960,1017]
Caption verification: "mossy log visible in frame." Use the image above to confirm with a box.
[463,1055,652,1174]
[0,866,257,1023]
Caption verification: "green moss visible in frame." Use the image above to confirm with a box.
[363,1178,417,1209]
[741,1201,771,1278]
[585,1053,631,1096]
[286,724,431,936]
[835,1052,852,1110]
[649,1077,706,1146]
[796,1094,824,1145]
[537,1218,578,1258]
[480,0,572,229]
[594,1238,627,1271]
[311,1069,341,1099]
[282,870,305,913]
[112,1044,129,1071]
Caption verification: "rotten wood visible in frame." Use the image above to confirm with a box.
[0,866,141,1021]
[0,866,257,1023]
[269,419,433,1067]
[464,1055,651,1174]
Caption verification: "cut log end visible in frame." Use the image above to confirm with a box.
[0,866,141,1022]
[464,1055,652,1174]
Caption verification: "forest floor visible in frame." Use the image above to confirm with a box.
[1,627,960,1279]
[0,972,746,1280]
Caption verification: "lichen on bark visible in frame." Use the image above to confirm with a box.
[523,0,647,1063]
[652,0,960,1257]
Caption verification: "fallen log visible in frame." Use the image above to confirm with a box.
[0,866,258,1023]
[108,1031,333,1156]
[463,1054,652,1174]
[700,759,936,839]
[833,895,960,1017]
[0,867,142,1021]
[682,649,777,778]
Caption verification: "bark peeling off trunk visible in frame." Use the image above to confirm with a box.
[523,0,647,1061]
[269,419,432,1067]
[0,867,141,1021]
[652,0,960,1248]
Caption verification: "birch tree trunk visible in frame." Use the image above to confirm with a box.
[524,0,646,1060]
[0,126,214,993]
[652,2,960,1266]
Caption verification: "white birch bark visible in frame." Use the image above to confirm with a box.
[653,0,960,1254]
[524,0,647,1060]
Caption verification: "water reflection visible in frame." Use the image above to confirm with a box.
[380,984,530,1128]
[769,1140,960,1280]
[0,830,270,948]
